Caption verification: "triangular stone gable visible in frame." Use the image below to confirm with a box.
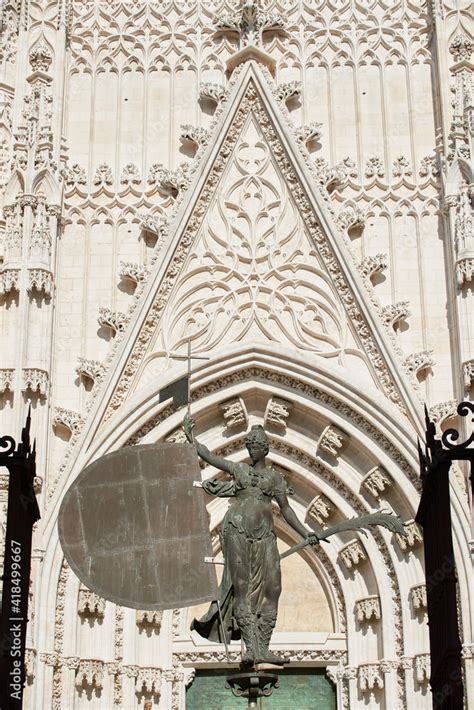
[88,62,420,431]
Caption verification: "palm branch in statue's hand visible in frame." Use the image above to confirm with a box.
[280,510,407,560]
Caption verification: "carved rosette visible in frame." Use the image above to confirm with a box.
[419,154,440,179]
[361,466,391,498]
[264,396,292,431]
[140,212,169,239]
[61,163,87,187]
[317,424,347,458]
[28,42,53,73]
[221,397,248,430]
[392,155,412,178]
[355,595,381,622]
[365,156,385,179]
[296,122,322,145]
[395,520,423,551]
[120,163,141,186]
[337,206,366,231]
[93,163,113,188]
[409,584,427,611]
[456,257,474,285]
[22,368,48,397]
[339,540,366,570]
[306,494,333,526]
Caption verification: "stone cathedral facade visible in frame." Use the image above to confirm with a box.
[0,0,472,708]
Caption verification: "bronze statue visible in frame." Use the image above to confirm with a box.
[183,414,319,665]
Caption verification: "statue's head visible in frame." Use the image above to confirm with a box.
[245,424,269,460]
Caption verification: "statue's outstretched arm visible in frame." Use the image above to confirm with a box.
[275,492,320,542]
[183,414,235,475]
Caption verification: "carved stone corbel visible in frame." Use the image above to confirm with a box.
[361,466,391,498]
[355,595,381,622]
[339,540,366,570]
[395,520,423,551]
[317,425,347,458]
[306,494,333,526]
[264,396,292,431]
[221,397,248,430]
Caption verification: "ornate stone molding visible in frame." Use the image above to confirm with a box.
[339,540,367,570]
[147,162,190,195]
[365,156,385,179]
[419,154,440,179]
[27,268,53,296]
[449,33,473,61]
[337,206,366,231]
[409,584,427,611]
[0,368,14,393]
[120,163,141,186]
[358,254,388,280]
[296,122,322,145]
[119,261,149,285]
[22,368,48,396]
[456,257,474,285]
[392,155,412,178]
[380,301,410,328]
[0,268,20,295]
[28,42,53,73]
[172,649,346,665]
[361,466,391,498]
[93,163,113,188]
[221,397,248,430]
[462,359,474,389]
[395,520,422,551]
[140,212,169,238]
[52,406,84,433]
[403,350,434,376]
[264,396,292,431]
[98,307,129,334]
[61,163,86,187]
[429,399,457,425]
[199,82,227,105]
[355,595,381,622]
[306,494,333,526]
[180,125,210,148]
[414,653,430,684]
[276,80,302,103]
[25,648,37,681]
[165,428,187,444]
[317,425,347,458]
[75,357,105,384]
[136,610,162,631]
[358,663,384,691]
[78,587,105,618]
[75,659,104,690]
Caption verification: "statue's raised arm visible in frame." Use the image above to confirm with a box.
[183,413,235,475]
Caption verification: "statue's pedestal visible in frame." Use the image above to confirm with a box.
[226,669,280,708]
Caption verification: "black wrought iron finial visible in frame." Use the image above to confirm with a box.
[441,401,474,451]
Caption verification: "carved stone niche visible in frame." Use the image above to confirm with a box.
[339,540,366,570]
[264,396,292,431]
[76,357,105,385]
[78,585,105,619]
[136,609,162,632]
[221,397,248,430]
[316,425,347,458]
[355,595,381,623]
[395,520,423,552]
[306,494,333,526]
[409,584,427,612]
[361,466,391,498]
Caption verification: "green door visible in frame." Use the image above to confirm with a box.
[186,668,336,709]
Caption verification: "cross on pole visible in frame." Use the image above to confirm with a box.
[169,338,209,416]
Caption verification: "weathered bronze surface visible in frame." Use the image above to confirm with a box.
[184,415,317,666]
[58,443,218,610]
